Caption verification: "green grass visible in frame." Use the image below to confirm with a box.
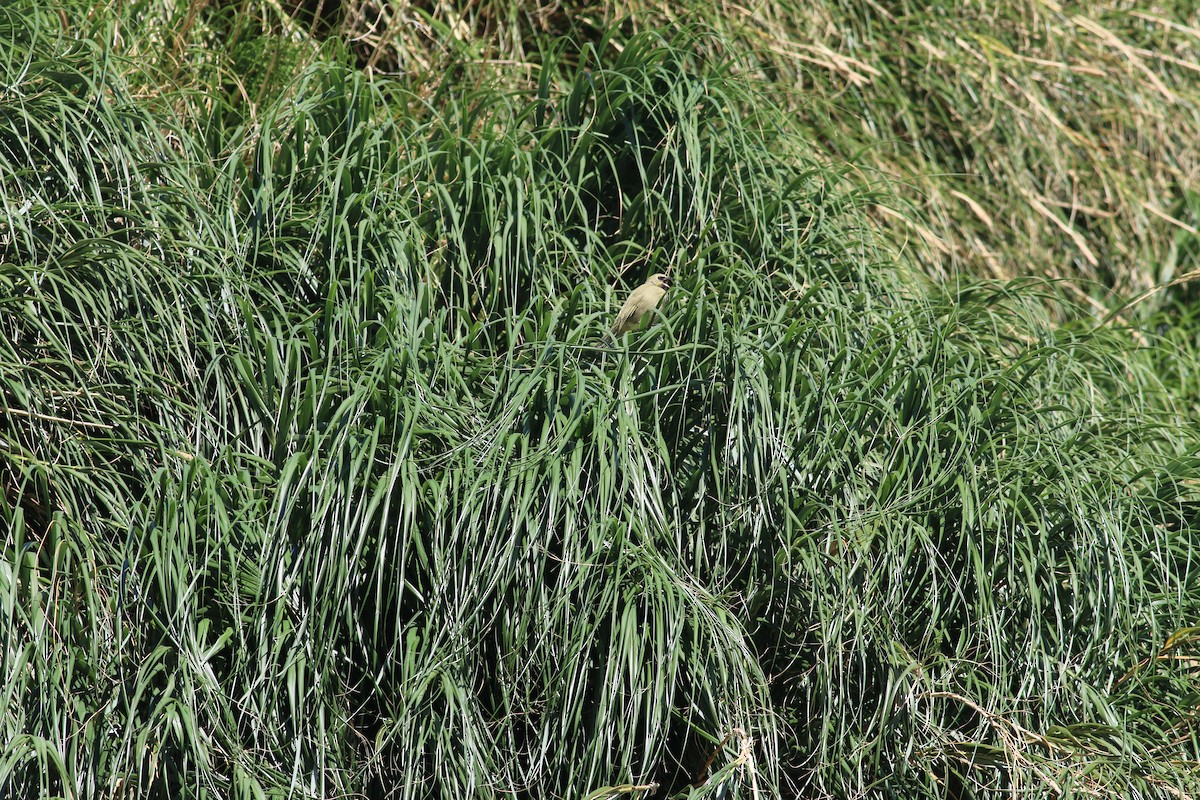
[2,2,1200,799]
[337,0,1200,299]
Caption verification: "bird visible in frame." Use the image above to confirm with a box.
[611,273,671,336]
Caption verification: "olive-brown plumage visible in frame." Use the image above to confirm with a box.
[611,273,671,335]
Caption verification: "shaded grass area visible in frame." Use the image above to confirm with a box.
[2,3,1200,799]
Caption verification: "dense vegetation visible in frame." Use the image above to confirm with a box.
[2,1,1199,798]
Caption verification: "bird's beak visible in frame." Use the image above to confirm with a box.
[662,276,672,288]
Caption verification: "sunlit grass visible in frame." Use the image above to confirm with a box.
[334,0,1200,299]
[2,3,1199,799]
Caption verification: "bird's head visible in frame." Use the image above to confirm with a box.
[648,273,671,290]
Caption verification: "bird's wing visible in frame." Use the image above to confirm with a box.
[611,295,640,332]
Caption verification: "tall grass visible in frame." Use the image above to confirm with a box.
[2,3,1199,799]
[334,0,1200,299]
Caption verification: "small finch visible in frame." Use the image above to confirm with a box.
[611,273,671,335]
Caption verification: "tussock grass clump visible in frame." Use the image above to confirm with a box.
[2,6,1199,800]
